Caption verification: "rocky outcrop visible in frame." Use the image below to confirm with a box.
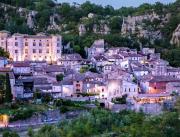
[171,24,180,47]
[121,12,166,40]
[47,14,61,31]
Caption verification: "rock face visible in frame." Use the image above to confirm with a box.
[121,12,163,40]
[171,24,180,47]
[78,24,86,36]
[27,12,35,29]
[47,14,61,31]
[78,23,110,36]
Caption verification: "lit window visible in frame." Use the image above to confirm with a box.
[33,42,36,46]
[33,49,36,53]
[15,42,18,46]
[25,49,28,54]
[39,49,42,53]
[25,42,28,46]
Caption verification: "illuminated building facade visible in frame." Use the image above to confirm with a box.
[0,31,62,63]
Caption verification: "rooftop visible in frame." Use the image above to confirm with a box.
[149,76,180,83]
[13,62,30,67]
[45,65,64,73]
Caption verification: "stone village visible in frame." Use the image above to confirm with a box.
[0,30,180,115]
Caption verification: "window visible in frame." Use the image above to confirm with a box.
[129,88,131,92]
[57,43,60,47]
[15,42,18,46]
[39,43,42,46]
[15,37,17,40]
[33,42,36,46]
[47,43,49,47]
[25,49,28,54]
[46,49,49,53]
[25,42,28,46]
[76,84,80,87]
[33,49,36,53]
[39,49,42,53]
[57,50,60,53]
[15,50,18,53]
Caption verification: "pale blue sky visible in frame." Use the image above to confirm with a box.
[57,0,176,8]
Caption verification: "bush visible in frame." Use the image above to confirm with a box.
[56,74,64,81]
[60,106,69,113]
[41,94,52,103]
[10,108,34,122]
[3,131,19,137]
[27,127,34,137]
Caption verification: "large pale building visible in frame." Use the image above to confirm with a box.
[0,31,62,63]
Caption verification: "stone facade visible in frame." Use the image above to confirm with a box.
[0,31,62,63]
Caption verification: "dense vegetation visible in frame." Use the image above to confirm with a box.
[15,99,180,137]
[0,74,12,104]
[1,0,180,66]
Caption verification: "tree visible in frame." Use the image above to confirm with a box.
[33,89,42,100]
[4,73,13,103]
[3,131,19,137]
[79,66,89,73]
[56,74,64,82]
[42,93,52,103]
[73,45,81,54]
[0,48,9,58]
[109,16,122,33]
[27,127,34,137]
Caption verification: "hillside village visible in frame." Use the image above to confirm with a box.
[0,0,180,136]
[0,30,180,115]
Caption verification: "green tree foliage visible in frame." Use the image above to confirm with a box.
[0,48,9,58]
[27,127,34,137]
[33,108,180,137]
[2,131,19,137]
[79,66,89,73]
[0,74,12,104]
[56,74,64,82]
[41,93,52,103]
[4,73,12,103]
[109,16,122,33]
[33,89,42,100]
[1,0,180,67]
[162,48,180,67]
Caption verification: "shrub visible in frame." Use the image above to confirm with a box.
[3,131,19,137]
[56,74,64,81]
